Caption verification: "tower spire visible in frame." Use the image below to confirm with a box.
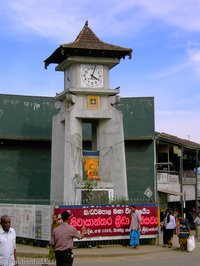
[85,20,88,27]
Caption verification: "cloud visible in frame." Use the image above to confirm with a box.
[187,45,200,75]
[155,110,200,143]
[2,0,83,40]
[2,0,199,42]
[147,61,192,80]
[139,0,200,31]
[0,0,199,52]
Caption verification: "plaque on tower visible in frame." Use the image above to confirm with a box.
[87,95,99,110]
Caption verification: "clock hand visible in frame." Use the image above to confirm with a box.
[91,65,97,76]
[90,74,100,81]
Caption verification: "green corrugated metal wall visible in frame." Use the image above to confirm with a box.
[125,140,154,203]
[0,94,155,204]
[0,94,57,140]
[118,97,155,202]
[117,97,154,139]
[0,95,154,140]
[0,140,51,204]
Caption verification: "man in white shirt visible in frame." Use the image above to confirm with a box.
[0,215,18,266]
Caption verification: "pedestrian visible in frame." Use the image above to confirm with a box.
[48,214,60,262]
[50,211,86,266]
[194,212,200,241]
[176,215,190,251]
[165,210,176,248]
[57,214,63,224]
[161,209,169,247]
[129,205,141,249]
[0,215,18,266]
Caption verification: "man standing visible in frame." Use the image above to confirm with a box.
[0,215,18,266]
[194,212,200,241]
[129,205,142,249]
[50,211,86,266]
[48,214,60,262]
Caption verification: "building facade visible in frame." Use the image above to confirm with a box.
[0,93,155,205]
[156,132,200,220]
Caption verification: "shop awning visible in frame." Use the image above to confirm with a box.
[158,189,183,196]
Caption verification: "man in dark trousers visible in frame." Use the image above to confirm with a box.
[50,211,86,266]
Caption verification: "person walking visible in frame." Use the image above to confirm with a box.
[165,210,176,248]
[50,211,86,266]
[0,215,18,266]
[161,209,169,247]
[194,212,200,241]
[129,205,141,249]
[176,215,190,251]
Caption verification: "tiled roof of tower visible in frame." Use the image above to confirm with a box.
[44,21,132,68]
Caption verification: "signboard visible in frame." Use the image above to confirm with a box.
[0,204,158,241]
[0,204,51,241]
[157,173,168,184]
[55,204,158,239]
[144,187,153,198]
[168,174,179,183]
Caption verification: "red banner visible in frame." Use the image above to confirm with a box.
[55,205,158,238]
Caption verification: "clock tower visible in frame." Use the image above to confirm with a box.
[44,21,132,205]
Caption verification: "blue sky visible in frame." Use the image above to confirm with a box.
[0,0,200,143]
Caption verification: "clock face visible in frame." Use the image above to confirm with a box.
[80,64,103,88]
[65,67,72,89]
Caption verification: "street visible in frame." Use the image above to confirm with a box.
[16,247,200,266]
[16,234,199,266]
[73,246,200,266]
[16,246,199,266]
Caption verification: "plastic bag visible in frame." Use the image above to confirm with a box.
[187,235,195,252]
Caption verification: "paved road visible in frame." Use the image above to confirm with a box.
[16,233,199,266]
[73,247,200,266]
[17,245,199,266]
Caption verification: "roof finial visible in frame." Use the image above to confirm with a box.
[85,20,88,27]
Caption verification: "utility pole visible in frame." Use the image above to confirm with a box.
[179,147,184,217]
[196,149,199,212]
